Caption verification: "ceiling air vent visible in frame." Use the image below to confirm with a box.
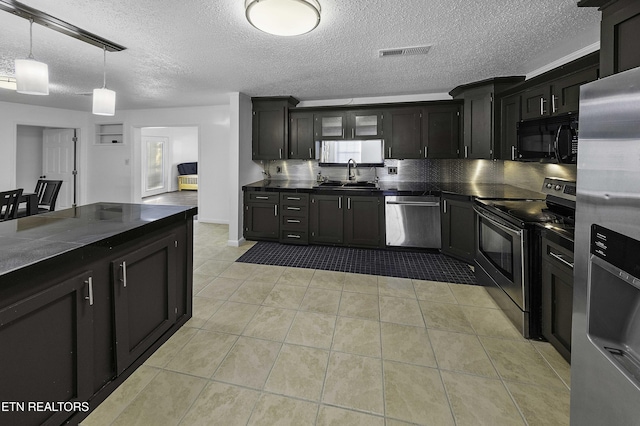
[379,45,431,58]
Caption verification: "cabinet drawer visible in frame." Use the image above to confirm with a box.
[247,192,279,203]
[280,193,309,205]
[281,215,308,231]
[280,230,308,244]
[542,238,574,274]
[281,204,308,217]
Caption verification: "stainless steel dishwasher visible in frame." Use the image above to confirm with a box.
[385,196,441,249]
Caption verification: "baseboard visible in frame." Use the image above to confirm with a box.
[227,237,246,247]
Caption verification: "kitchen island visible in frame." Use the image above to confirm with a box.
[0,203,197,426]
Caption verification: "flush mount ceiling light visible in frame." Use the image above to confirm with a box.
[0,76,17,90]
[245,0,321,36]
[93,46,116,116]
[15,18,49,95]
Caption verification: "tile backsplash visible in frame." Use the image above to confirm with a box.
[258,159,576,194]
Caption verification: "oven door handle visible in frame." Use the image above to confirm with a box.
[473,206,523,237]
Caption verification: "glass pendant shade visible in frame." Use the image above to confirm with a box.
[92,88,116,116]
[15,58,49,95]
[245,0,320,36]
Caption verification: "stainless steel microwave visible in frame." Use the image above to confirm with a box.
[515,115,578,164]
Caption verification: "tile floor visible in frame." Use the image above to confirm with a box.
[82,222,571,426]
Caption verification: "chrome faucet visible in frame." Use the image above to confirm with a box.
[347,158,357,181]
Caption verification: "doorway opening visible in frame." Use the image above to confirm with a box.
[140,126,198,207]
[16,125,78,210]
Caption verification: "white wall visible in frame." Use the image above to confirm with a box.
[88,105,231,223]
[229,92,263,245]
[15,125,45,192]
[0,101,90,202]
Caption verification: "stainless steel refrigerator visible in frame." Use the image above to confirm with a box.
[571,65,640,424]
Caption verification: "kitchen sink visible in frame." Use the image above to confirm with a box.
[317,181,378,189]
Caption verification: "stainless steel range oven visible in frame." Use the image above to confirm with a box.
[474,177,576,338]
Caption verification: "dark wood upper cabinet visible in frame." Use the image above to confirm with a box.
[252,97,299,160]
[551,66,600,114]
[289,111,315,160]
[450,77,525,160]
[500,94,521,160]
[314,110,383,140]
[521,86,552,120]
[581,0,640,77]
[422,105,461,159]
[383,107,422,159]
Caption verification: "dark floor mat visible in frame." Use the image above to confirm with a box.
[236,242,477,285]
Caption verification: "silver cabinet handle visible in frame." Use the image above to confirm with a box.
[388,147,392,157]
[443,199,447,214]
[464,146,468,158]
[287,219,301,223]
[287,234,302,239]
[424,146,428,158]
[540,97,547,115]
[338,196,342,209]
[255,196,269,200]
[85,276,94,305]
[549,251,574,269]
[351,128,355,139]
[309,148,313,158]
[279,148,283,159]
[287,197,301,201]
[120,261,127,288]
[287,206,301,211]
[274,205,278,216]
[552,95,557,114]
[511,146,517,161]
[348,197,351,210]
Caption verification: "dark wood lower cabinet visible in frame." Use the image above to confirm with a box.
[309,194,383,248]
[244,192,280,240]
[310,194,344,244]
[0,271,94,426]
[440,195,476,263]
[344,196,383,247]
[112,235,177,374]
[0,217,193,426]
[541,232,574,363]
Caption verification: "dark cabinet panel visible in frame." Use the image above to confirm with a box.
[599,0,640,77]
[441,196,475,263]
[0,271,93,426]
[521,86,551,120]
[500,94,521,160]
[244,203,279,240]
[551,67,599,115]
[252,97,299,160]
[289,112,315,159]
[344,196,383,247]
[310,194,344,244]
[314,111,346,140]
[384,108,422,159]
[423,105,461,159]
[112,235,177,374]
[464,89,493,159]
[541,235,574,363]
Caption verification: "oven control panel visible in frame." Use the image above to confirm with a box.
[542,177,576,201]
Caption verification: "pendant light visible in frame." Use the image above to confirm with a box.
[15,18,49,95]
[245,0,321,36]
[93,46,116,116]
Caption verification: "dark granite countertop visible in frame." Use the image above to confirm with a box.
[0,203,197,278]
[242,180,545,200]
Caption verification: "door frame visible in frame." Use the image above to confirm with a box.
[141,135,170,198]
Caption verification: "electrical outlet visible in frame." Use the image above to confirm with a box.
[276,166,282,173]
[388,166,397,175]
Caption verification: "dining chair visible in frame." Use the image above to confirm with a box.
[34,180,63,213]
[0,188,24,221]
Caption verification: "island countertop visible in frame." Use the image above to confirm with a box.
[0,202,197,279]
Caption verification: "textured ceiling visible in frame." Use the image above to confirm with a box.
[0,0,601,111]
